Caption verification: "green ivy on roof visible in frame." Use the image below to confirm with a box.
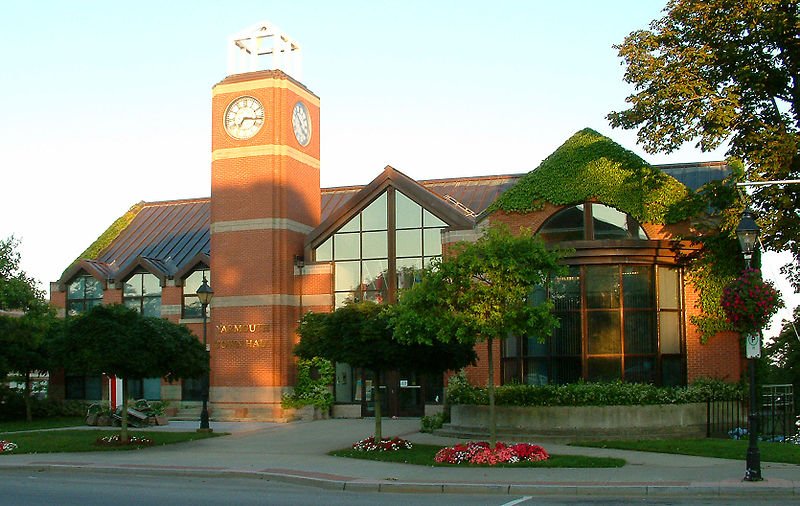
[61,201,146,277]
[486,128,689,224]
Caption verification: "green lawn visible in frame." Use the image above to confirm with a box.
[330,443,625,468]
[572,439,800,465]
[0,417,85,433]
[0,429,223,454]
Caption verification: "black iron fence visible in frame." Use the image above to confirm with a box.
[706,383,797,443]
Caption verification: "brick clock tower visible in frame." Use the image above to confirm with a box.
[209,22,320,420]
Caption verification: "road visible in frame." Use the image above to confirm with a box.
[1,469,798,506]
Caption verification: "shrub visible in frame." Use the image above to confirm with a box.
[449,379,743,407]
[420,412,448,433]
[281,357,334,410]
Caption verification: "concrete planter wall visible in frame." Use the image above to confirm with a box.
[445,403,707,440]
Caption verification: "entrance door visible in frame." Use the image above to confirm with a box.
[359,370,425,417]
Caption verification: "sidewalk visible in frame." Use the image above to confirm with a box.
[1,418,798,497]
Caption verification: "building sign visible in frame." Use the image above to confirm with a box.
[216,338,269,349]
[214,323,269,350]
[216,323,268,334]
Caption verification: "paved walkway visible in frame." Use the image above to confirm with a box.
[1,418,798,497]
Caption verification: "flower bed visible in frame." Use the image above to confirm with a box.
[0,440,17,453]
[94,434,154,447]
[435,442,549,465]
[352,436,413,452]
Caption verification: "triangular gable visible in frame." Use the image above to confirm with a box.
[174,253,211,285]
[305,165,474,251]
[114,256,172,286]
[57,260,115,290]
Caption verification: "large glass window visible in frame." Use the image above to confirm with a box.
[66,274,103,316]
[313,190,448,308]
[503,265,684,386]
[183,268,211,318]
[123,272,162,317]
[313,188,451,404]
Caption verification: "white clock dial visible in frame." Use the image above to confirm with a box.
[292,101,312,147]
[224,96,265,140]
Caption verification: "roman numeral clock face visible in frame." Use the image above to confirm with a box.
[224,96,265,140]
[292,101,312,147]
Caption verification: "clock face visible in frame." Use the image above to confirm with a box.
[292,101,312,147]
[224,96,265,140]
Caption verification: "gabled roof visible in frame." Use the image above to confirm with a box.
[57,130,730,286]
[306,166,476,251]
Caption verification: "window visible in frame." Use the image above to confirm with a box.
[183,268,211,318]
[313,188,451,404]
[65,375,102,400]
[66,274,103,316]
[503,265,684,386]
[123,272,162,317]
[538,203,647,243]
[315,190,448,309]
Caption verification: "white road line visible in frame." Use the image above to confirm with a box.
[500,496,533,506]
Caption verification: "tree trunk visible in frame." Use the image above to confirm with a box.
[24,370,32,423]
[373,370,382,441]
[487,335,496,447]
[120,378,129,443]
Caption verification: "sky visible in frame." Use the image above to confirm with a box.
[1,0,796,338]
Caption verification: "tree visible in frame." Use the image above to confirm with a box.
[0,235,55,422]
[0,236,44,311]
[391,224,565,445]
[0,303,59,421]
[295,301,475,441]
[764,308,800,392]
[608,0,800,287]
[54,304,208,441]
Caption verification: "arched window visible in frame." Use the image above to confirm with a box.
[538,203,647,243]
[503,203,683,386]
[122,271,162,317]
[66,274,103,316]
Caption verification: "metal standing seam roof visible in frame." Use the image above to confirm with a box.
[77,164,726,281]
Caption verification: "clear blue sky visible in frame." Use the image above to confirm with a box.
[1,1,795,335]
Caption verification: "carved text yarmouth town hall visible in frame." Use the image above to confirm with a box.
[215,323,270,350]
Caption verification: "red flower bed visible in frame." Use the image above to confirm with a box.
[434,441,549,465]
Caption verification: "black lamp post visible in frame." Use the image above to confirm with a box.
[196,276,214,432]
[736,208,761,481]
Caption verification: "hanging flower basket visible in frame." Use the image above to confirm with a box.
[720,269,783,334]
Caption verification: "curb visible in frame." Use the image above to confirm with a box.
[4,462,798,497]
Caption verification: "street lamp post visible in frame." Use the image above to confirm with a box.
[736,209,761,481]
[196,276,214,432]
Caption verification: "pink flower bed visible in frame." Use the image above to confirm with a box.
[434,441,549,465]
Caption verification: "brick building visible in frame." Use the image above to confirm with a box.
[48,23,742,421]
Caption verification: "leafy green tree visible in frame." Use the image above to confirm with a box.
[295,301,475,441]
[0,304,60,421]
[608,0,800,287]
[0,236,44,311]
[0,235,56,422]
[391,224,565,445]
[54,304,208,441]
[764,309,800,394]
